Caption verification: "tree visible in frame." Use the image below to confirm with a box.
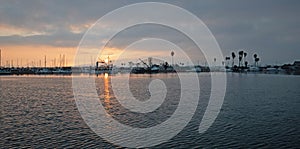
[253,54,258,67]
[238,51,244,67]
[245,61,248,68]
[171,51,175,66]
[255,57,260,67]
[231,52,236,67]
[243,52,247,67]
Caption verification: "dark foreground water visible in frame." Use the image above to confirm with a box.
[1,73,300,148]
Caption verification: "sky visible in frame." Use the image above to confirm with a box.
[0,0,299,67]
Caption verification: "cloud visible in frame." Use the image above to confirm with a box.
[0,31,83,47]
[0,0,300,64]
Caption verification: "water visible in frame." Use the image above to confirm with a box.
[1,73,300,148]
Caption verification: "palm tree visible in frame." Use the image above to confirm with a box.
[243,52,247,66]
[245,61,248,68]
[231,52,236,67]
[255,57,260,67]
[253,54,258,67]
[238,51,244,67]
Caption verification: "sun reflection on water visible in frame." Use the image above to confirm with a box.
[103,73,112,111]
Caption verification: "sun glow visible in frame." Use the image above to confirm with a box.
[104,59,109,63]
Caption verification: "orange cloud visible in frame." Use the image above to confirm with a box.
[69,22,93,34]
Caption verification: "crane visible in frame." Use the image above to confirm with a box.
[138,58,150,68]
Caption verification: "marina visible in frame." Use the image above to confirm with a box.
[0,60,299,75]
[1,49,299,75]
[1,1,300,148]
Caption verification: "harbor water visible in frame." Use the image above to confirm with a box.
[1,73,300,148]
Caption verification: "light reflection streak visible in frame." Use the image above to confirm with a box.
[103,73,112,111]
